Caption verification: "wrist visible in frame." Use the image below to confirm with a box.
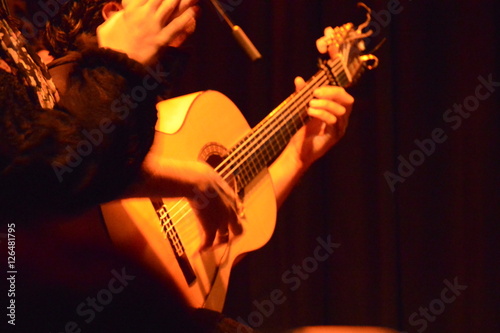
[285,143,312,175]
[278,145,311,181]
[269,145,310,208]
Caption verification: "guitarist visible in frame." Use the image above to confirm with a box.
[39,0,355,253]
[0,1,394,332]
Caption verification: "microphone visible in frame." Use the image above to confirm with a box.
[207,0,262,61]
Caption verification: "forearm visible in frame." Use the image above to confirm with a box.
[133,148,308,208]
[268,144,309,208]
[124,154,201,199]
[123,152,242,246]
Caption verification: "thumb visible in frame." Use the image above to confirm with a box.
[294,76,306,92]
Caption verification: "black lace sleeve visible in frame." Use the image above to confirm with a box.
[46,34,169,212]
[1,33,186,218]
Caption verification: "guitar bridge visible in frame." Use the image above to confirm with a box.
[151,198,197,286]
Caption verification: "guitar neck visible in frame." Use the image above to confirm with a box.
[216,56,355,191]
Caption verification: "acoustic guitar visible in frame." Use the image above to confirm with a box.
[101,21,378,311]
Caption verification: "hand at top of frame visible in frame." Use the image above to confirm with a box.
[97,0,199,65]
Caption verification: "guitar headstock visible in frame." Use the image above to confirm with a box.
[318,4,379,87]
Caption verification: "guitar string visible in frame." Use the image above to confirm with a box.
[214,60,343,180]
[188,59,344,200]
[159,74,328,246]
[151,25,357,229]
[159,57,346,245]
[148,34,364,296]
[176,63,348,297]
[170,70,347,247]
[162,74,335,246]
[161,63,342,245]
[214,64,339,181]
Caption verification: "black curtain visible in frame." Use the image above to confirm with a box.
[174,1,500,332]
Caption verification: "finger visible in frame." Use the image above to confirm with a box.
[209,173,243,237]
[155,0,182,22]
[313,86,354,108]
[229,198,243,236]
[157,5,199,44]
[218,176,244,236]
[294,76,306,92]
[202,225,217,250]
[218,185,241,226]
[171,0,199,17]
[307,106,339,125]
[156,0,197,25]
[309,98,347,118]
[125,0,149,10]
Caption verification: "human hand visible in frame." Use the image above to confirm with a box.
[181,161,243,250]
[286,26,355,169]
[97,0,199,64]
[288,78,354,169]
[131,155,243,250]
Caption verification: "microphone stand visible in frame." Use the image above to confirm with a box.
[207,0,262,61]
[0,0,10,16]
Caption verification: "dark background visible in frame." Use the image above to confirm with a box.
[12,0,499,332]
[174,1,500,332]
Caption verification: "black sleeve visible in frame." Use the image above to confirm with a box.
[0,35,185,218]
[11,213,222,333]
[46,35,162,211]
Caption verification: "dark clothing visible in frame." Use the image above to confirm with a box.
[1,35,162,218]
[46,35,160,211]
[1,31,256,332]
[2,208,250,332]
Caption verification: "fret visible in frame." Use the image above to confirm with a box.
[247,152,260,178]
[99,20,379,313]
[216,53,362,190]
[238,166,250,190]
[213,20,381,193]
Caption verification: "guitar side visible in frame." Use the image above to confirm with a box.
[101,91,277,311]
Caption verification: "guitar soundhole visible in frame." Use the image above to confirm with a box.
[199,142,244,198]
[205,154,224,169]
[199,142,227,168]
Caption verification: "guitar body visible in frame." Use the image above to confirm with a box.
[101,91,277,311]
[101,21,378,312]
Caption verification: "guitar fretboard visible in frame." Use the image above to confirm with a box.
[215,56,357,191]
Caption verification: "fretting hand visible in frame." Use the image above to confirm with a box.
[289,77,354,170]
[269,27,355,207]
[287,26,354,170]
